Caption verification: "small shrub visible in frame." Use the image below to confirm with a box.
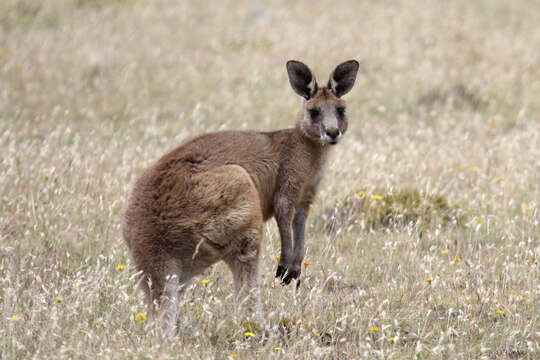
[323,188,463,234]
[0,1,43,31]
[417,84,486,111]
[73,0,134,9]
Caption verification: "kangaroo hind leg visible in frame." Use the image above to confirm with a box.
[139,258,187,337]
[224,226,263,324]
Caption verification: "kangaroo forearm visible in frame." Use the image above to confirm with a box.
[292,207,307,263]
[276,211,294,261]
[274,193,297,260]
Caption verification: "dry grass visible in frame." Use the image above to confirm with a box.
[1,0,539,358]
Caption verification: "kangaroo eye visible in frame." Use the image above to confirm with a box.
[336,106,346,117]
[308,108,320,119]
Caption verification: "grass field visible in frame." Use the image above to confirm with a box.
[1,0,539,358]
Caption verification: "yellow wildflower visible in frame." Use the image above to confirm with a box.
[372,195,382,200]
[391,246,397,251]
[426,277,433,284]
[523,204,531,211]
[244,331,255,337]
[11,314,22,321]
[441,249,448,255]
[370,326,379,333]
[475,216,483,224]
[357,190,366,196]
[135,312,147,323]
[535,259,539,264]
[302,260,311,266]
[54,296,63,304]
[201,279,211,284]
[44,173,51,180]
[496,309,505,315]
[453,257,462,264]
[273,347,281,351]
[228,354,238,359]
[275,255,280,260]
[116,264,124,271]
[388,337,395,343]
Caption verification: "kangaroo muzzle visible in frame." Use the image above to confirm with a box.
[321,128,342,144]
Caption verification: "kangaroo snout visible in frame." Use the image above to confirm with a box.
[322,128,342,144]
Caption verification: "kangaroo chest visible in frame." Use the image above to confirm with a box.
[299,153,327,205]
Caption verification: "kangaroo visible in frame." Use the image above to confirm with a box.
[123,60,359,335]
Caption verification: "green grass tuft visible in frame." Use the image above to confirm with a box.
[324,188,464,233]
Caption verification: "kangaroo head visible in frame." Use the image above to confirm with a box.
[286,60,359,145]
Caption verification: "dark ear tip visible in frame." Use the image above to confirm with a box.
[286,60,304,70]
[344,59,360,71]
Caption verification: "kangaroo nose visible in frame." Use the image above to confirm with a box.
[326,129,340,139]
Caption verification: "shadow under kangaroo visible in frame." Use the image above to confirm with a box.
[123,60,359,336]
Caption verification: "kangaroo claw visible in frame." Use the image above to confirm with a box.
[275,264,287,279]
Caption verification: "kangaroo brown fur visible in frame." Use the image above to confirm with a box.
[123,60,359,335]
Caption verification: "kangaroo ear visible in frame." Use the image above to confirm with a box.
[328,60,359,97]
[286,60,317,100]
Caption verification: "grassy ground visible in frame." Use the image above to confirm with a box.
[1,0,539,358]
